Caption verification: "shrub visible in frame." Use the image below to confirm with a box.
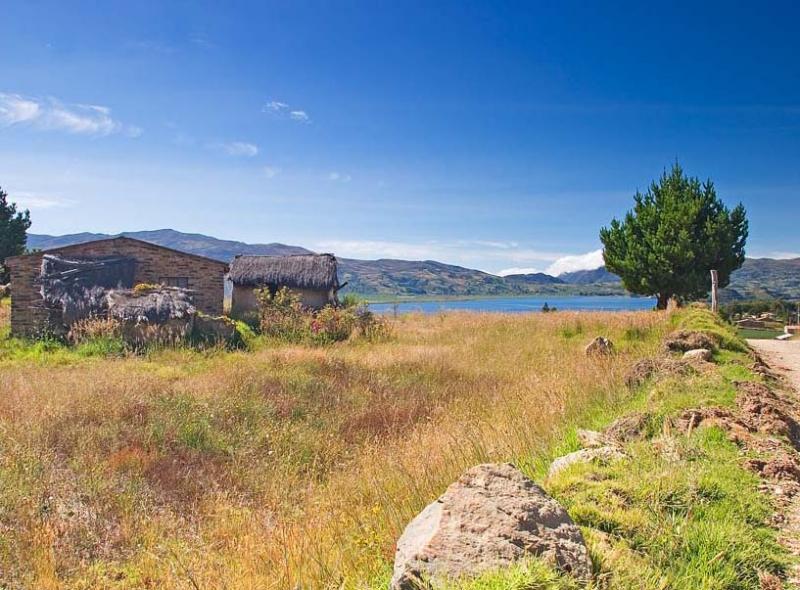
[133,283,161,295]
[256,287,308,341]
[256,287,392,344]
[310,305,357,343]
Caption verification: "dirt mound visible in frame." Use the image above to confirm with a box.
[625,357,695,388]
[663,330,718,353]
[605,412,651,442]
[676,407,753,442]
[746,454,800,483]
[736,382,800,446]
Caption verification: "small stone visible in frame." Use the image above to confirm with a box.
[683,348,713,362]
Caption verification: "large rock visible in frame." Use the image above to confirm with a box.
[585,336,613,356]
[391,463,591,589]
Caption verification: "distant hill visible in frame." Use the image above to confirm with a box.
[559,266,620,284]
[503,272,565,285]
[722,257,800,301]
[23,230,799,299]
[27,229,311,260]
[339,258,513,296]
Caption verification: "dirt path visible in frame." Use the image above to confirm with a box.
[747,339,800,392]
[748,338,800,588]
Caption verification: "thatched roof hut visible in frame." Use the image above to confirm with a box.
[229,254,339,290]
[228,254,341,315]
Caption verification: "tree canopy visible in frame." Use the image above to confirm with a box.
[0,186,32,284]
[599,164,748,309]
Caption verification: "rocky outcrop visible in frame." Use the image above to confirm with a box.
[391,463,591,589]
[585,336,613,356]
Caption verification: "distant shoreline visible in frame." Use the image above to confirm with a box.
[361,292,646,305]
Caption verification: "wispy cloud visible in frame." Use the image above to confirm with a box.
[0,92,141,137]
[263,100,311,123]
[749,250,800,260]
[263,166,280,178]
[13,191,76,210]
[328,171,351,182]
[211,141,259,157]
[544,249,605,276]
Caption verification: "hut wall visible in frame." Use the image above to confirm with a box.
[230,285,333,319]
[7,238,226,337]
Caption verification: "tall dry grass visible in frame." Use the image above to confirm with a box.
[0,310,668,589]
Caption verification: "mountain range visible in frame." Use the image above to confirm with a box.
[25,229,800,300]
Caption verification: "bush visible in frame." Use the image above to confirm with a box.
[256,287,307,341]
[256,287,393,344]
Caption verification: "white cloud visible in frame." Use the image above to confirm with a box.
[216,141,259,157]
[263,101,289,112]
[497,267,544,276]
[263,166,280,178]
[545,249,605,276]
[263,100,310,122]
[0,92,140,137]
[749,250,800,260]
[13,191,76,210]
[328,171,352,182]
[0,93,40,124]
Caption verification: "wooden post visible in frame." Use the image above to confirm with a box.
[710,269,719,313]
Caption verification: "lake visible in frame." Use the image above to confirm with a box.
[368,295,657,315]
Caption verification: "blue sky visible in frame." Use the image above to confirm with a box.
[1,1,798,275]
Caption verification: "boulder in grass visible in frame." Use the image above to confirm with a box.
[585,336,613,356]
[683,348,713,362]
[390,463,591,589]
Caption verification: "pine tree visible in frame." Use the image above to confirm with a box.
[0,186,32,284]
[600,164,748,309]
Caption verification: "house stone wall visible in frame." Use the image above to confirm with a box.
[7,237,227,337]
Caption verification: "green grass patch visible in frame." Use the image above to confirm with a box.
[737,328,786,340]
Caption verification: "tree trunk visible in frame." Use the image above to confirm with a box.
[656,293,670,310]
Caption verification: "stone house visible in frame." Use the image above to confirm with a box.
[228,253,341,318]
[6,236,228,337]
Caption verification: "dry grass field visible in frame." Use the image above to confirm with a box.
[0,302,670,589]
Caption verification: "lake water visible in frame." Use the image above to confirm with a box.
[368,295,657,315]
